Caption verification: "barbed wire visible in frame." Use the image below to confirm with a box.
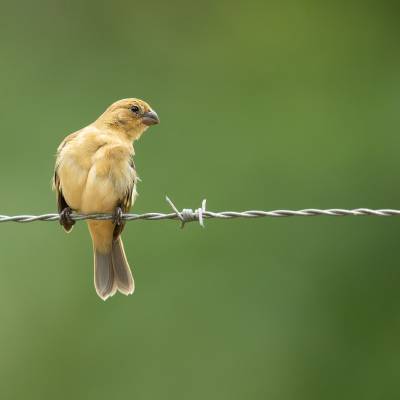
[0,197,400,228]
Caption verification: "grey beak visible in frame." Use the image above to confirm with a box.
[142,110,160,126]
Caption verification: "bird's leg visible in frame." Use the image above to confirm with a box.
[59,207,75,230]
[113,206,123,226]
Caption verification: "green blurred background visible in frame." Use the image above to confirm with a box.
[0,0,400,398]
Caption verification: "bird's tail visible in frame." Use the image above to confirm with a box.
[111,237,135,296]
[92,231,134,301]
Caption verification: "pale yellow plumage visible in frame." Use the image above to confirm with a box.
[53,98,159,300]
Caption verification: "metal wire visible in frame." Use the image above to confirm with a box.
[0,197,400,227]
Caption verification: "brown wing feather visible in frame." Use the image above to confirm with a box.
[54,170,74,232]
[113,158,136,240]
[53,131,79,232]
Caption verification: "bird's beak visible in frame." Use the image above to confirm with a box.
[142,110,160,126]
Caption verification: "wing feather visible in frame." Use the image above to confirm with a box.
[113,157,137,239]
[53,131,80,232]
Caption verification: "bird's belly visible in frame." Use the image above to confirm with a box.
[57,139,136,214]
[81,168,120,213]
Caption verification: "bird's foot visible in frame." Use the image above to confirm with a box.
[113,207,123,226]
[59,207,75,231]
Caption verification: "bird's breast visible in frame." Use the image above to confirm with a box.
[57,129,136,213]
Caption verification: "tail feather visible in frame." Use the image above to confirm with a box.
[112,237,135,295]
[93,237,134,300]
[94,251,117,300]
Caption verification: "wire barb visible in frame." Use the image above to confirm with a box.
[165,196,207,228]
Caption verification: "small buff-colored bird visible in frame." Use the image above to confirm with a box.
[53,98,159,300]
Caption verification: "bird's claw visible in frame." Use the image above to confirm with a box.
[113,207,123,226]
[59,207,75,229]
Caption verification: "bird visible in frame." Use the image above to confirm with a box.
[53,98,159,300]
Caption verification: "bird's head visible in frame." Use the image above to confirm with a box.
[96,98,159,140]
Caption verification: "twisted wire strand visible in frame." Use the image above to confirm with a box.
[1,198,400,226]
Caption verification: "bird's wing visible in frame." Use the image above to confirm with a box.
[113,156,137,240]
[53,132,80,231]
[56,131,80,157]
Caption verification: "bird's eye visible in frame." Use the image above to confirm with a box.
[130,105,140,113]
